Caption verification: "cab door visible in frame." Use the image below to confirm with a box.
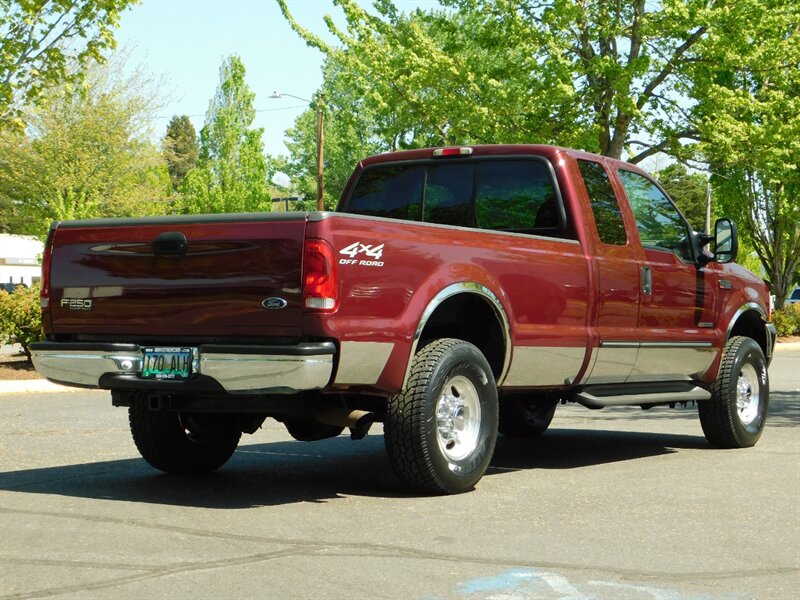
[576,159,641,385]
[616,170,718,382]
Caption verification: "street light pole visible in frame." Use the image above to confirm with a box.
[315,95,324,211]
[271,92,325,211]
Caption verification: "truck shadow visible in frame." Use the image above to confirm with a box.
[0,428,715,508]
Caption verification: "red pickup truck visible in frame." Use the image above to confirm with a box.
[31,145,776,494]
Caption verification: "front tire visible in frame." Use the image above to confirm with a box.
[384,338,498,494]
[698,336,769,448]
[129,406,242,474]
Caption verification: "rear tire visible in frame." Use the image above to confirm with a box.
[129,406,241,474]
[498,395,557,438]
[698,336,769,448]
[384,339,498,495]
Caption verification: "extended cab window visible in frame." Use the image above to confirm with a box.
[578,159,627,245]
[619,170,693,262]
[344,158,568,238]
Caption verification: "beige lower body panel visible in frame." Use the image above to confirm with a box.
[334,341,395,385]
[628,345,718,382]
[583,342,717,385]
[502,346,586,387]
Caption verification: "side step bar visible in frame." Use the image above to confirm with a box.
[576,382,711,408]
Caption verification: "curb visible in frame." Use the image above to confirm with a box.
[775,341,800,351]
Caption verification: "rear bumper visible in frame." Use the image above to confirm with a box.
[29,342,335,394]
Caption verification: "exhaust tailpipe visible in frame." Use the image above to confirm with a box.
[316,408,375,440]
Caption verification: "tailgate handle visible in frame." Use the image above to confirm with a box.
[152,232,187,256]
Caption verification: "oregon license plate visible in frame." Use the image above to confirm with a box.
[141,347,193,380]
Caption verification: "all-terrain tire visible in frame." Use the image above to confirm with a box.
[129,406,242,474]
[384,338,498,495]
[498,396,557,438]
[698,336,769,448]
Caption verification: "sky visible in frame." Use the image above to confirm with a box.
[115,0,434,157]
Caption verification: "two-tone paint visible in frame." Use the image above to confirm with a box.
[34,145,774,400]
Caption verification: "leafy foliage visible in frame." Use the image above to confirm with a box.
[278,0,739,162]
[178,55,270,214]
[691,0,800,307]
[771,304,800,337]
[0,54,172,238]
[163,115,199,192]
[0,283,43,360]
[0,0,138,129]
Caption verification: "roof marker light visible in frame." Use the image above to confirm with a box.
[433,147,473,157]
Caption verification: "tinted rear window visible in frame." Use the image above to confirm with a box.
[344,158,567,237]
[424,163,474,227]
[346,165,424,221]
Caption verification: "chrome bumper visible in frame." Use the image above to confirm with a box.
[30,342,335,394]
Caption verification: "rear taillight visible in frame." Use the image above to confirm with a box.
[40,227,56,309]
[303,239,338,312]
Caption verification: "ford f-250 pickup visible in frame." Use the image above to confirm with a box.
[31,144,777,494]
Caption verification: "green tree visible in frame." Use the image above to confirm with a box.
[0,54,171,238]
[0,0,139,129]
[691,0,800,307]
[163,115,199,191]
[655,164,709,232]
[179,55,270,214]
[279,0,765,162]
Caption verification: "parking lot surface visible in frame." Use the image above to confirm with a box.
[1,347,798,599]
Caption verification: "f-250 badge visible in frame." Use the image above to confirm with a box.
[60,298,92,310]
[339,242,384,267]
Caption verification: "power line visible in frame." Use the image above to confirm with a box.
[154,104,308,119]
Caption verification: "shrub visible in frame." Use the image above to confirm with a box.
[0,283,43,360]
[772,304,800,337]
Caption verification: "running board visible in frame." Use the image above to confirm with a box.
[576,382,710,408]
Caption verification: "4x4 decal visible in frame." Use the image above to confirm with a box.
[339,242,385,267]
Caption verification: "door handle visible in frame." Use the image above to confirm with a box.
[641,266,652,296]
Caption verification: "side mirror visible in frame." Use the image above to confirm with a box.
[714,218,738,263]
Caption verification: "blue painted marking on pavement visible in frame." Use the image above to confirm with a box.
[459,569,540,595]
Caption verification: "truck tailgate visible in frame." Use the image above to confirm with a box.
[47,216,306,339]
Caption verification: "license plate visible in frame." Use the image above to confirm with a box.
[142,347,193,380]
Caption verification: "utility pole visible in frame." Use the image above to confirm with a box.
[704,180,712,234]
[315,95,325,211]
[271,92,325,211]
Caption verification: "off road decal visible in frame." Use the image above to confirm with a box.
[338,242,385,267]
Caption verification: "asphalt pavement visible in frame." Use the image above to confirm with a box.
[0,346,798,599]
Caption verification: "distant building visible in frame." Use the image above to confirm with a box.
[0,234,43,287]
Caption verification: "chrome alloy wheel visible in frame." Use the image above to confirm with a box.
[436,375,482,461]
[736,363,761,426]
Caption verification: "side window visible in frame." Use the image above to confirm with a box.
[423,163,474,227]
[475,160,560,231]
[346,165,424,221]
[578,160,627,245]
[619,170,693,262]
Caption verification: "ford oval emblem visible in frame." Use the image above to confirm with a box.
[262,297,288,310]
